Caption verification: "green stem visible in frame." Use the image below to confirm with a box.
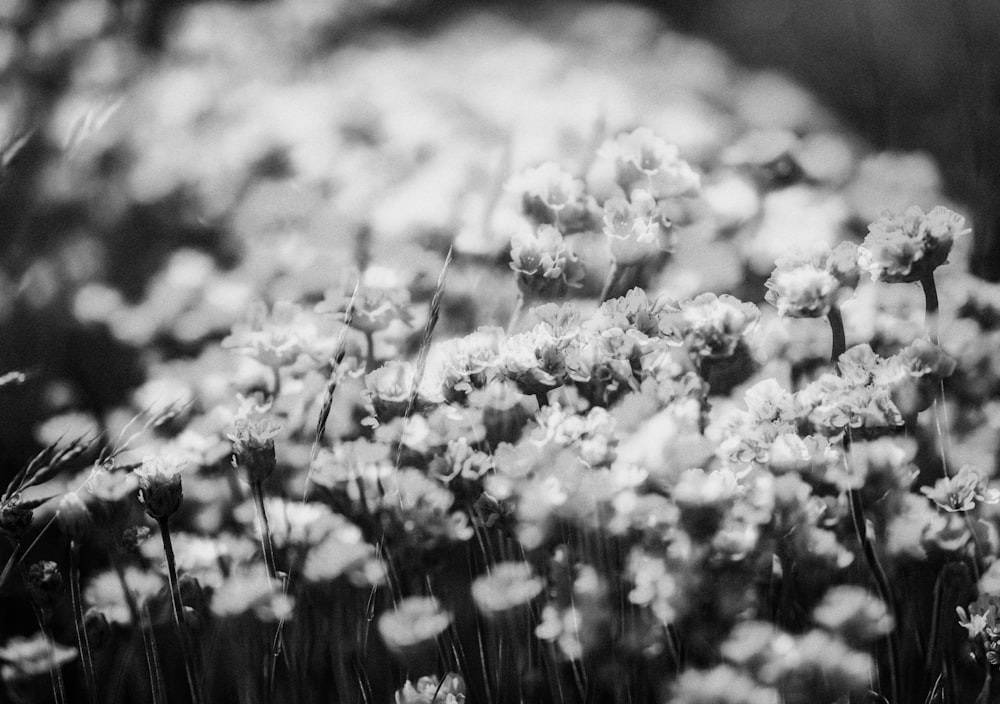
[159,518,202,704]
[828,305,847,371]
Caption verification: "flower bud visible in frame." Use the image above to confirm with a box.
[26,561,64,612]
[136,456,185,521]
[0,494,33,542]
[229,414,280,483]
[84,608,110,650]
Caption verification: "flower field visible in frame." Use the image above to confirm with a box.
[2,3,1000,704]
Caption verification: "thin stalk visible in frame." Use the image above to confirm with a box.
[69,541,98,704]
[828,304,847,369]
[599,261,623,303]
[37,612,67,704]
[507,291,526,334]
[364,331,376,373]
[921,272,940,343]
[158,518,202,704]
[111,552,162,704]
[0,541,19,591]
[251,481,278,583]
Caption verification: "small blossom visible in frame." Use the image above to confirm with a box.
[679,293,760,359]
[812,585,894,645]
[471,562,544,617]
[57,492,91,542]
[135,455,185,521]
[859,205,970,283]
[229,408,281,483]
[0,633,76,683]
[26,561,64,612]
[603,190,674,265]
[222,300,317,369]
[921,464,1000,512]
[378,596,452,656]
[591,127,700,202]
[210,569,293,621]
[506,162,594,233]
[395,673,467,704]
[957,594,1000,664]
[509,224,584,299]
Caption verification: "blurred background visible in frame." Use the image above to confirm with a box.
[0,0,998,477]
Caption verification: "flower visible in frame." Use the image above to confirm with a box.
[812,585,893,645]
[859,205,970,283]
[135,455,185,521]
[57,492,91,542]
[0,633,76,683]
[590,127,700,202]
[210,569,293,621]
[920,464,1000,512]
[378,596,452,656]
[679,293,760,359]
[26,561,64,612]
[471,562,544,617]
[668,665,780,704]
[602,190,674,265]
[509,224,584,299]
[229,407,281,483]
[0,494,33,542]
[84,567,164,625]
[764,242,861,318]
[222,300,318,369]
[316,271,412,334]
[395,673,467,704]
[506,162,593,233]
[957,594,1000,664]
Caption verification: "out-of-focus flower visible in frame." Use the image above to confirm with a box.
[589,127,700,202]
[764,242,861,319]
[506,162,594,234]
[395,673,467,704]
[626,548,679,626]
[365,360,425,423]
[222,300,319,369]
[812,585,893,645]
[0,633,76,685]
[859,205,969,284]
[602,190,674,266]
[84,609,110,651]
[135,455,185,521]
[471,562,544,617]
[378,596,452,656]
[26,561,64,613]
[85,567,164,625]
[921,464,1000,513]
[316,270,412,334]
[667,664,779,704]
[509,224,584,300]
[57,492,91,542]
[210,569,293,621]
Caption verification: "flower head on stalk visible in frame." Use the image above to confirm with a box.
[135,456,185,522]
[957,594,1000,664]
[859,205,969,284]
[509,224,584,300]
[765,242,861,319]
[229,405,281,483]
[679,293,760,359]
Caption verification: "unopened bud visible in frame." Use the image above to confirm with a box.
[136,456,185,521]
[229,415,280,483]
[27,561,64,612]
[0,494,33,542]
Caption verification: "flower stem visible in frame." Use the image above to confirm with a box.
[828,304,846,370]
[0,541,19,591]
[364,331,376,373]
[921,272,940,343]
[69,541,98,704]
[599,261,622,302]
[158,518,202,704]
[251,481,278,583]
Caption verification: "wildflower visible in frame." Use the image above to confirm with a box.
[668,665,780,704]
[57,492,91,542]
[859,205,970,283]
[673,468,740,539]
[222,300,317,369]
[509,224,584,300]
[590,127,700,202]
[316,271,412,334]
[395,673,467,704]
[365,360,422,423]
[958,594,1000,664]
[302,536,383,587]
[765,262,839,318]
[812,585,893,645]
[378,596,452,656]
[535,604,585,660]
[84,567,164,625]
[921,464,1000,512]
[229,406,281,483]
[0,494,33,542]
[85,465,139,527]
[679,293,760,359]
[135,455,185,521]
[210,569,293,621]
[602,189,674,266]
[506,162,594,233]
[470,380,536,447]
[0,633,76,685]
[26,561,64,613]
[626,549,680,626]
[471,562,544,617]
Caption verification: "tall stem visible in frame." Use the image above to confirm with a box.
[921,272,940,343]
[364,331,377,373]
[251,481,278,583]
[599,261,622,303]
[158,518,202,704]
[828,304,846,370]
[69,541,98,704]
